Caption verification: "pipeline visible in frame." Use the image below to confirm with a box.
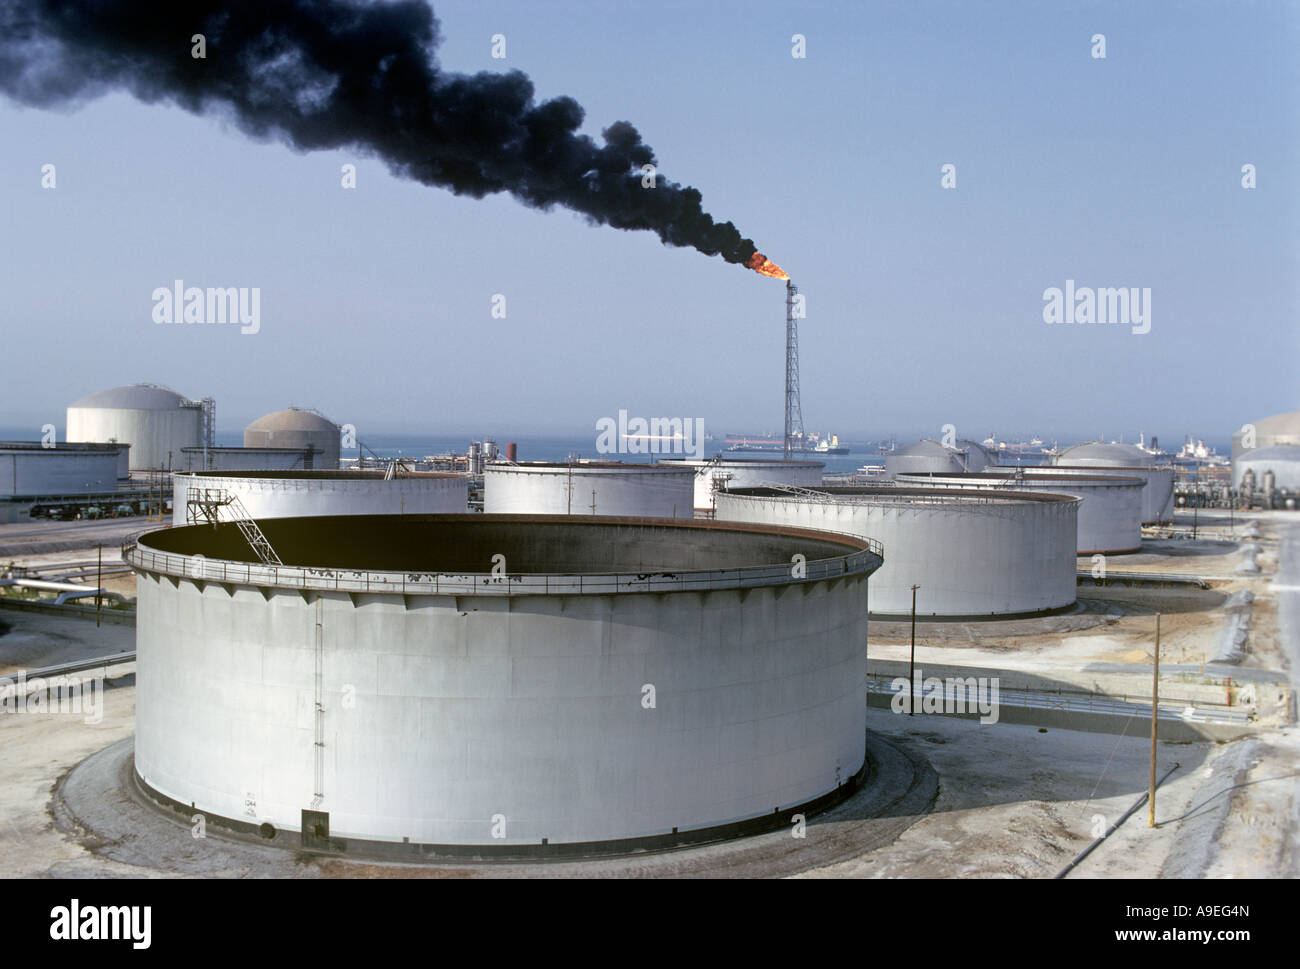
[1054,762,1180,878]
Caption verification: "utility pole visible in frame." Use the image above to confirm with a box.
[96,543,102,628]
[909,585,919,716]
[1148,613,1160,827]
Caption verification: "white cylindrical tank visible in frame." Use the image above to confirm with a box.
[67,384,204,471]
[127,516,882,853]
[1234,445,1300,492]
[0,442,123,498]
[660,458,825,513]
[1023,465,1174,523]
[244,409,340,470]
[172,470,469,525]
[1054,442,1155,469]
[884,440,965,477]
[716,485,1078,616]
[896,471,1145,554]
[179,446,319,473]
[484,462,695,517]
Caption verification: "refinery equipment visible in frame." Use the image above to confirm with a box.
[125,515,883,853]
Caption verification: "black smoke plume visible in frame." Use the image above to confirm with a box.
[0,0,767,267]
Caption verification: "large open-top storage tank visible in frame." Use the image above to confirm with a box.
[126,515,883,855]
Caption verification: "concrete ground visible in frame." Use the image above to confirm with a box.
[0,509,1295,878]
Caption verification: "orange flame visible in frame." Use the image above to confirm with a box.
[745,251,789,280]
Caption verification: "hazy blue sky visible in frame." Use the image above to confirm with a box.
[1,0,1295,446]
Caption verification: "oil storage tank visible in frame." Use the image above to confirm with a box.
[126,516,883,853]
[1232,412,1300,488]
[172,469,469,525]
[67,383,205,471]
[884,439,993,476]
[1036,464,1173,523]
[660,457,824,514]
[896,471,1144,554]
[716,485,1077,616]
[244,408,340,470]
[484,461,695,517]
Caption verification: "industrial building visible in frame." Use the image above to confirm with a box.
[884,439,995,476]
[896,471,1145,554]
[244,408,341,470]
[660,457,824,513]
[126,515,882,852]
[715,485,1078,616]
[66,383,212,472]
[0,441,131,522]
[1232,411,1300,489]
[483,461,695,517]
[171,469,470,525]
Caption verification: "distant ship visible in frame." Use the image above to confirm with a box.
[725,432,849,455]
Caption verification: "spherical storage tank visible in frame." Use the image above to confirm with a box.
[716,486,1078,616]
[484,462,695,517]
[244,408,340,470]
[897,471,1144,554]
[126,516,883,853]
[172,470,468,524]
[67,383,204,471]
[660,457,824,513]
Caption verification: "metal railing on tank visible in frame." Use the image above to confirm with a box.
[122,542,882,597]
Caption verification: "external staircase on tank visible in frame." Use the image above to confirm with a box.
[184,487,283,566]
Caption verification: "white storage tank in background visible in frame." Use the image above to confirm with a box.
[484,461,695,517]
[1055,442,1156,469]
[896,471,1145,554]
[715,485,1078,616]
[1033,464,1174,523]
[1232,412,1300,488]
[67,383,205,471]
[660,457,824,513]
[179,446,319,473]
[172,470,469,525]
[1235,445,1300,492]
[244,408,341,470]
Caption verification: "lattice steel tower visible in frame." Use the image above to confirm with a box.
[784,279,805,460]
